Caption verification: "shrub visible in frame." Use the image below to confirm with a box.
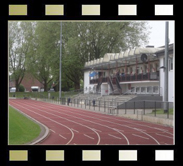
[19,84,25,92]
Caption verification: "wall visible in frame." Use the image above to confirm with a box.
[159,57,174,102]
[84,70,96,94]
[101,84,108,96]
[84,71,90,94]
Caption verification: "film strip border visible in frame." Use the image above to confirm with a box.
[8,149,175,161]
[8,4,174,16]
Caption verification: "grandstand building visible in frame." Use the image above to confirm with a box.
[83,44,174,102]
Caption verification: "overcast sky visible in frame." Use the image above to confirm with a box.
[146,21,175,47]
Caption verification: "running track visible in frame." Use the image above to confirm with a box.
[9,99,174,145]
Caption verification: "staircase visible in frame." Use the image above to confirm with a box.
[108,76,122,95]
[96,77,103,93]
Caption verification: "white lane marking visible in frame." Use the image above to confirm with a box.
[132,134,149,140]
[113,128,124,132]
[84,134,95,140]
[26,101,164,144]
[133,128,146,131]
[19,101,129,145]
[125,125,160,145]
[10,102,74,145]
[155,133,173,139]
[11,101,100,145]
[50,129,55,133]
[108,134,122,140]
[73,143,77,145]
[59,134,67,139]
[71,128,79,133]
[153,127,168,131]
[92,128,102,132]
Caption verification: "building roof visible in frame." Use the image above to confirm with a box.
[84,47,165,69]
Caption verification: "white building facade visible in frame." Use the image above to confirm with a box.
[84,44,174,102]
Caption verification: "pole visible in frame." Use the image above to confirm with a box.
[59,22,62,99]
[164,21,169,113]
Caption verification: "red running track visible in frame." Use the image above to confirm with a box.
[9,99,174,145]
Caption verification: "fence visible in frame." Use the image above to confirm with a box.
[9,93,173,119]
[42,97,173,119]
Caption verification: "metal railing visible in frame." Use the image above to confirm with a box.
[10,92,173,120]
[90,72,159,84]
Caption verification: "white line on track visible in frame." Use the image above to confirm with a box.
[108,134,122,139]
[132,134,149,140]
[59,134,67,139]
[55,103,173,135]
[155,133,173,139]
[84,134,95,140]
[113,128,124,132]
[17,101,130,144]
[153,127,168,131]
[9,103,74,145]
[11,100,171,145]
[71,128,79,133]
[133,128,146,131]
[30,101,172,143]
[10,101,100,145]
[92,128,102,132]
[50,129,55,133]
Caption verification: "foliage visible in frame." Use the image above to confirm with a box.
[18,84,25,92]
[9,21,150,91]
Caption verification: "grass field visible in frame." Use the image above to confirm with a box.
[151,108,174,115]
[9,106,41,145]
[9,91,80,99]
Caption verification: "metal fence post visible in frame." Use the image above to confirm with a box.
[99,100,100,111]
[117,102,119,115]
[155,101,156,117]
[85,99,86,109]
[134,101,135,114]
[167,102,169,119]
[94,101,95,111]
[125,102,126,114]
[89,100,90,109]
[104,101,106,112]
[143,101,145,115]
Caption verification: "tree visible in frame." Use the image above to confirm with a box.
[9,22,32,92]
[25,22,60,91]
[61,22,150,89]
[14,21,150,91]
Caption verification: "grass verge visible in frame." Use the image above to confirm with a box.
[9,106,41,145]
[151,108,173,115]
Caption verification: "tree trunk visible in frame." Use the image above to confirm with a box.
[74,82,80,90]
[44,83,48,92]
[15,80,19,92]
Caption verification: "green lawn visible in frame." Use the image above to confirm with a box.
[9,91,79,99]
[151,108,174,115]
[9,106,41,145]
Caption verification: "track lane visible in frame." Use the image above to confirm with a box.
[9,99,173,145]
[19,100,172,144]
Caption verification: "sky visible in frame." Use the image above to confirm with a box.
[146,21,175,48]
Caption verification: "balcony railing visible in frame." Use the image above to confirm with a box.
[90,72,159,84]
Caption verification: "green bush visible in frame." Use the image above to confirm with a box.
[19,84,25,92]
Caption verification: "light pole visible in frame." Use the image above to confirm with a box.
[164,21,169,113]
[59,22,62,99]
